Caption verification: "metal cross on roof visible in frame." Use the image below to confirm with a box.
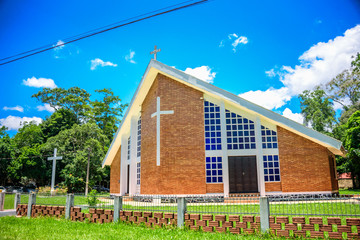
[150,45,161,60]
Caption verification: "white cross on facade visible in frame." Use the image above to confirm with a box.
[150,45,161,60]
[151,97,174,166]
[47,148,63,195]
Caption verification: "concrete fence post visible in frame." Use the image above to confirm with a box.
[27,193,36,218]
[65,194,74,220]
[0,192,5,211]
[177,197,187,228]
[113,196,123,222]
[14,193,21,209]
[260,196,270,233]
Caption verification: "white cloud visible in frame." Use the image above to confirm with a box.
[90,58,117,70]
[265,69,276,78]
[125,50,136,64]
[239,87,291,110]
[0,116,42,130]
[3,106,24,112]
[23,77,57,89]
[36,104,55,113]
[231,36,248,52]
[239,25,360,110]
[219,33,248,52]
[184,66,216,83]
[282,108,304,124]
[53,40,65,51]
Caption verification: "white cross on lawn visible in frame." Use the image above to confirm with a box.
[151,97,174,166]
[47,148,63,195]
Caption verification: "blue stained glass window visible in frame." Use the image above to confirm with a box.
[261,126,278,149]
[263,155,281,182]
[225,109,256,150]
[136,162,141,185]
[204,101,222,151]
[205,156,223,183]
[137,117,142,157]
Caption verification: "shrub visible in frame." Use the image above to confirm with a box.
[86,190,99,207]
[37,186,68,196]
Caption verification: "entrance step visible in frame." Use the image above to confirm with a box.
[225,193,260,204]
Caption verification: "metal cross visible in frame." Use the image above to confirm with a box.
[151,97,174,166]
[150,45,161,60]
[47,148,63,195]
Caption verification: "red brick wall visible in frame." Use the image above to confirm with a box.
[265,182,282,192]
[141,73,206,194]
[110,147,121,194]
[206,183,224,193]
[277,126,338,193]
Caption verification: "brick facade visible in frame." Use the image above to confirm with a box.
[110,147,121,194]
[265,182,282,192]
[206,183,224,193]
[141,73,206,194]
[277,126,338,193]
[109,73,340,195]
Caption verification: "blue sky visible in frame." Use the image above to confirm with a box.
[1,0,360,135]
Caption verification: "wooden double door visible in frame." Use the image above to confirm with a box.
[228,156,258,193]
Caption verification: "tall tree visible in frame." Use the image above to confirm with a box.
[299,88,336,134]
[91,88,127,140]
[41,108,78,140]
[43,123,109,192]
[325,52,360,124]
[8,122,47,185]
[0,127,12,185]
[32,87,92,122]
[344,110,360,187]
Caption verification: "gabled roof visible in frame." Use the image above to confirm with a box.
[102,60,344,167]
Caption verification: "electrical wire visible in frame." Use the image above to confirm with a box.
[0,0,209,66]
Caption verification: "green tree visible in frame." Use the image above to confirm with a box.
[32,87,92,122]
[7,122,47,185]
[0,127,12,185]
[92,88,127,140]
[43,123,109,192]
[324,52,360,124]
[12,121,44,150]
[299,88,336,134]
[7,144,48,185]
[41,108,78,140]
[344,111,360,187]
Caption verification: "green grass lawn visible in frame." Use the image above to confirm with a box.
[339,189,360,195]
[3,194,90,210]
[0,216,286,240]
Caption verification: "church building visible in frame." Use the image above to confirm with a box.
[102,60,344,196]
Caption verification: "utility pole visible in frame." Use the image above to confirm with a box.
[85,148,91,196]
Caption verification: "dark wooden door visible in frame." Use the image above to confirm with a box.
[228,156,258,193]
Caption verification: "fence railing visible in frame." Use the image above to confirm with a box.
[269,194,360,218]
[2,192,360,234]
[122,195,178,213]
[186,194,260,215]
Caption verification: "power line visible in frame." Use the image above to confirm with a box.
[0,0,209,66]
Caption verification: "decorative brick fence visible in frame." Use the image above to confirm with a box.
[7,193,360,239]
[66,206,263,234]
[16,203,360,239]
[16,204,65,218]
